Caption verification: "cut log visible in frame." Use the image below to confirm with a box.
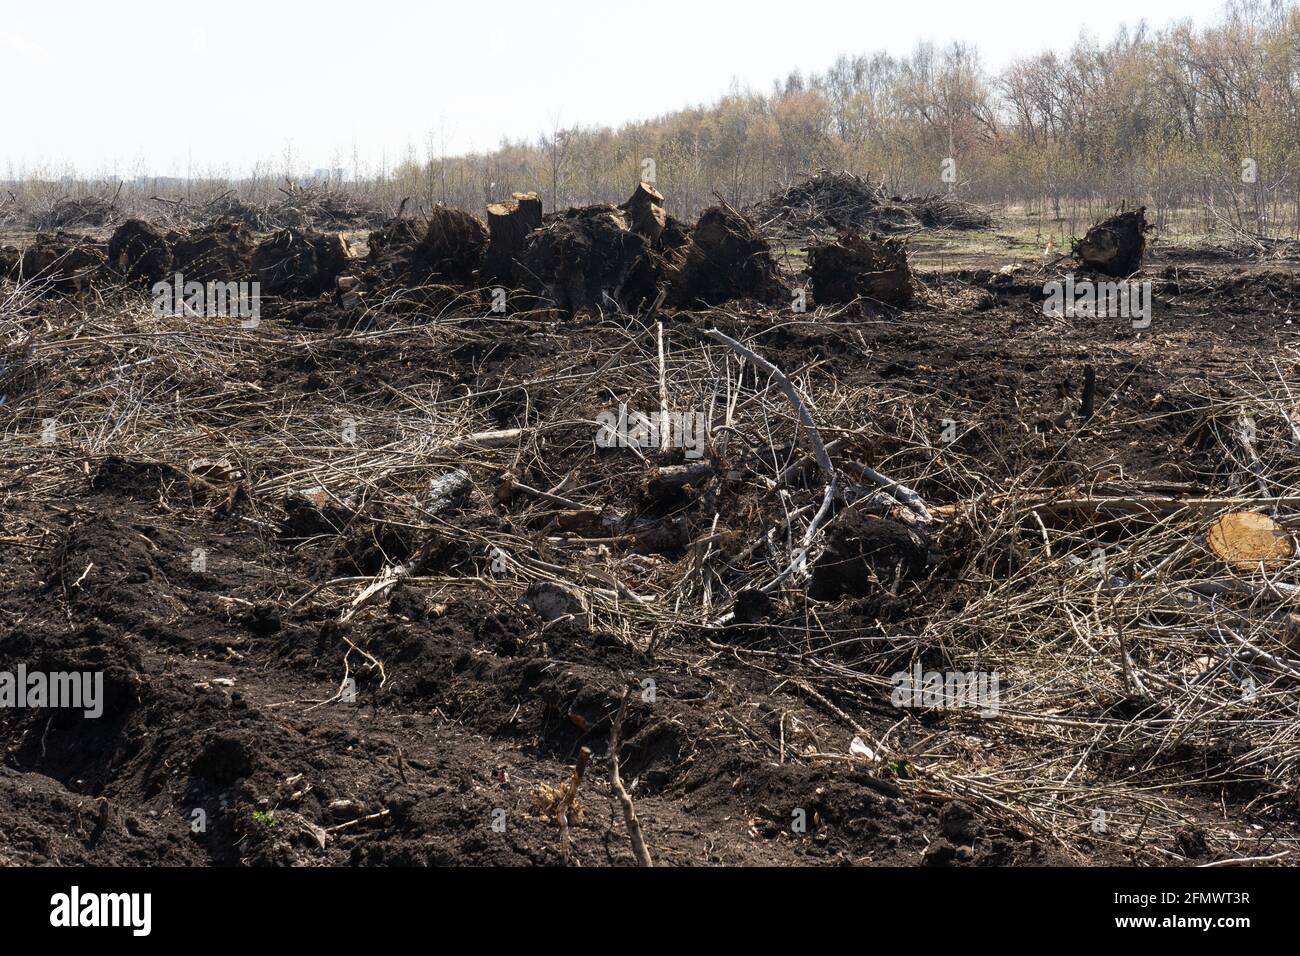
[1207,511,1294,570]
[483,191,543,284]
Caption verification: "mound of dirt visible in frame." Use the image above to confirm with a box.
[1075,208,1150,277]
[0,245,19,280]
[808,232,913,306]
[667,203,786,307]
[483,192,544,285]
[518,204,663,317]
[253,228,354,299]
[19,232,108,291]
[172,218,257,284]
[107,219,174,286]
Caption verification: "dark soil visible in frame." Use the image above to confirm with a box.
[2,205,1298,869]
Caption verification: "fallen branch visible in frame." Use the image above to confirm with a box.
[609,685,654,866]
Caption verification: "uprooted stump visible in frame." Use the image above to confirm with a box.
[366,215,424,260]
[809,511,929,600]
[365,207,486,286]
[412,207,487,285]
[108,219,174,286]
[1074,208,1150,277]
[483,192,544,284]
[667,203,786,307]
[518,204,663,317]
[808,232,913,306]
[620,182,693,259]
[0,245,20,281]
[20,233,108,292]
[172,218,257,284]
[253,228,354,299]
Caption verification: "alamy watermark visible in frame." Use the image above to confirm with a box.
[596,404,706,459]
[890,663,1000,717]
[1043,274,1151,329]
[50,886,151,936]
[0,665,103,718]
[152,273,260,328]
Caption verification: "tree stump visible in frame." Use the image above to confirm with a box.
[808,232,913,306]
[1074,208,1150,277]
[483,191,543,284]
[620,182,667,243]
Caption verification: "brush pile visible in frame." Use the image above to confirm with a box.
[31,195,120,230]
[754,170,993,235]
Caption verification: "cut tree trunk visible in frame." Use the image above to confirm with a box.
[620,182,666,243]
[483,191,543,285]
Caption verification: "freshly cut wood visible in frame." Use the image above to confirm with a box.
[1207,511,1294,569]
[483,191,543,284]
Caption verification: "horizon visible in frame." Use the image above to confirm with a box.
[3,0,1235,178]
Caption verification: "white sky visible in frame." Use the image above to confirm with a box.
[2,0,1231,178]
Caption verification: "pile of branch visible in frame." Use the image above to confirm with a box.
[753,169,993,236]
[0,190,22,227]
[267,181,386,230]
[31,193,121,230]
